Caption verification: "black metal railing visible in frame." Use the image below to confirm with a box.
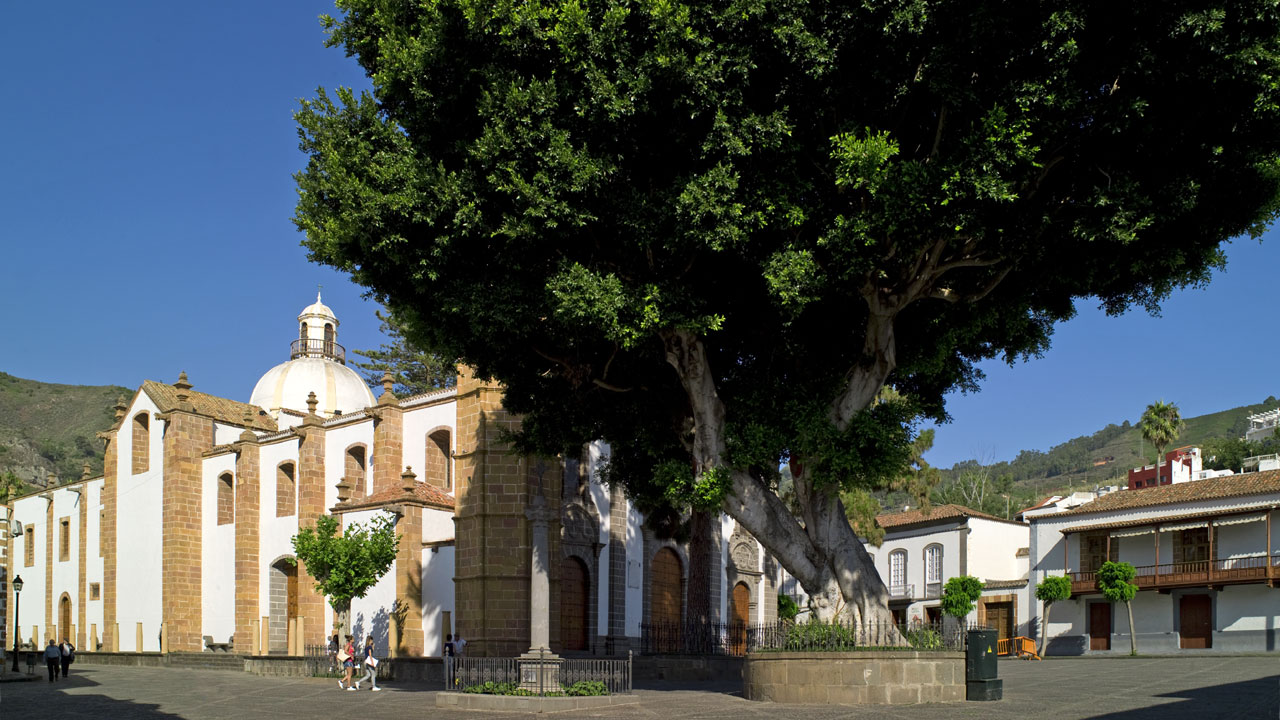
[641,619,975,655]
[304,643,389,680]
[290,338,346,364]
[445,650,632,695]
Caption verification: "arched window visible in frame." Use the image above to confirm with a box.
[217,472,234,525]
[299,322,308,340]
[276,462,296,517]
[924,544,943,598]
[889,550,907,595]
[345,445,367,496]
[425,429,451,490]
[131,412,150,475]
[324,323,334,355]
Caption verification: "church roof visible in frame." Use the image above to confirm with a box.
[335,482,455,513]
[140,380,277,431]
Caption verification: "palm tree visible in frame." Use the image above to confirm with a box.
[1139,400,1184,484]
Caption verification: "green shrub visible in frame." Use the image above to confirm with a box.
[564,680,608,696]
[777,593,800,621]
[784,621,861,650]
[905,627,942,650]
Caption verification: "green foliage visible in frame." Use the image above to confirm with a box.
[1139,401,1185,464]
[0,471,27,503]
[351,307,457,396]
[1097,561,1138,603]
[295,0,1280,607]
[940,576,984,619]
[771,620,953,652]
[565,681,608,696]
[905,627,943,650]
[777,593,800,622]
[290,514,399,615]
[460,680,607,697]
[1035,576,1072,605]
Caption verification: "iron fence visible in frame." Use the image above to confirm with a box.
[641,619,979,655]
[445,650,632,695]
[304,643,390,681]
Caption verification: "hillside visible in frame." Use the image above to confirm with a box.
[0,372,131,487]
[942,394,1280,496]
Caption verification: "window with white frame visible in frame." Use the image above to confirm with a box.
[889,550,906,588]
[925,544,942,584]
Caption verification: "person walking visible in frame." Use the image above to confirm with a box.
[354,636,380,691]
[59,638,75,678]
[43,639,60,682]
[338,634,357,690]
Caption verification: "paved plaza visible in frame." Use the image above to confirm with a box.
[0,656,1276,719]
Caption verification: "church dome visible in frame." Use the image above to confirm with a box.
[249,293,376,419]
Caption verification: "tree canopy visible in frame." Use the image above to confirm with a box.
[294,0,1280,622]
[1139,400,1184,466]
[939,576,984,619]
[1097,560,1139,654]
[1034,575,1072,655]
[351,307,457,396]
[291,514,399,625]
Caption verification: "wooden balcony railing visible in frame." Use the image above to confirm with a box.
[1070,552,1280,595]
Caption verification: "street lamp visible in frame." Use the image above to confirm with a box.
[10,575,23,672]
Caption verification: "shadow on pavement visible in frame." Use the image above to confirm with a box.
[0,668,184,718]
[1084,675,1280,720]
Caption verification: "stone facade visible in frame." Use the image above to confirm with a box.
[161,406,213,652]
[743,652,966,705]
[234,439,261,654]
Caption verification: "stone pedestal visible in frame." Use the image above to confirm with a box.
[517,651,563,692]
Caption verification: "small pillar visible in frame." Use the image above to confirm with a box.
[518,493,561,690]
[136,622,144,653]
[260,617,269,656]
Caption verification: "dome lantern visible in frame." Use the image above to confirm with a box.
[293,291,344,364]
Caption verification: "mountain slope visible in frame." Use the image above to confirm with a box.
[0,371,131,486]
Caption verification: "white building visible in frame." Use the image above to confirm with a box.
[869,504,1030,641]
[1028,471,1280,654]
[3,296,778,659]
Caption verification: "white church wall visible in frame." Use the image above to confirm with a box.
[402,399,456,491]
[51,488,79,639]
[587,441,611,637]
[201,454,237,645]
[624,501,644,637]
[325,419,374,505]
[116,393,164,651]
[11,492,48,643]
[212,421,242,446]
[85,479,104,648]
[421,507,454,543]
[257,438,302,624]
[344,508,398,651]
[420,543,455,657]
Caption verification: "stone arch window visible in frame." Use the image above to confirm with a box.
[924,544,943,598]
[276,462,296,517]
[217,472,235,525]
[345,444,367,496]
[425,428,451,491]
[131,412,150,475]
[889,550,907,594]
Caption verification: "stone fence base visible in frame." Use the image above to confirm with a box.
[744,651,965,705]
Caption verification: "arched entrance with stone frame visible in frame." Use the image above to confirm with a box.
[267,555,298,654]
[559,498,601,653]
[648,547,685,652]
[59,593,73,645]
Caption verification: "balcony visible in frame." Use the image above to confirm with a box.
[1070,553,1280,596]
[924,582,942,599]
[290,338,346,365]
[888,584,914,600]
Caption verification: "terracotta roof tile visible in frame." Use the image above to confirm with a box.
[876,504,1003,529]
[1044,470,1280,518]
[983,579,1028,590]
[335,482,454,513]
[1059,504,1278,534]
[141,380,276,431]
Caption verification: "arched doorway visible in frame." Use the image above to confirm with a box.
[650,548,683,652]
[560,556,589,652]
[59,594,72,644]
[268,558,298,653]
[729,582,750,656]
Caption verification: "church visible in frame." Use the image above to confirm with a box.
[3,295,781,658]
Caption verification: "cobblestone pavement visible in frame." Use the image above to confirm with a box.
[0,656,1276,719]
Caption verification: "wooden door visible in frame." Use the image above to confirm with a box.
[1180,594,1212,649]
[986,602,1014,643]
[286,564,299,623]
[729,582,750,656]
[560,556,589,652]
[650,548,683,652]
[1089,602,1111,651]
[59,595,72,644]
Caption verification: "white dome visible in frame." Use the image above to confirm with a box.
[299,292,337,324]
[250,356,375,419]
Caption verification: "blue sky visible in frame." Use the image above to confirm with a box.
[2,2,1277,470]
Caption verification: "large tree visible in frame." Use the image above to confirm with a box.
[294,0,1280,623]
[1139,400,1184,476]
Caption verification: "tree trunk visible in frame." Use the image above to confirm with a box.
[1126,600,1137,655]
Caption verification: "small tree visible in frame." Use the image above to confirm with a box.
[940,576,985,622]
[1097,561,1139,655]
[1034,575,1073,657]
[291,514,399,631]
